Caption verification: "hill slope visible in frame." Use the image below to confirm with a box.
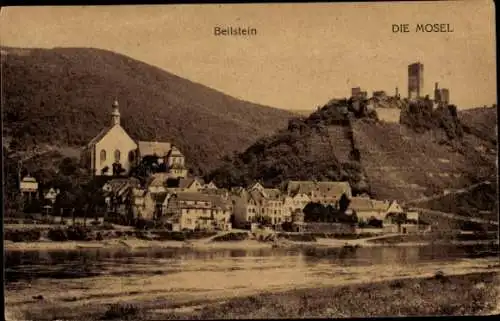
[2,46,294,175]
[208,98,497,206]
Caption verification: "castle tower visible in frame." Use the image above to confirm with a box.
[111,99,120,126]
[434,82,440,102]
[408,62,424,99]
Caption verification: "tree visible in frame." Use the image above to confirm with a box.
[338,193,351,214]
[24,197,42,214]
[387,212,407,232]
[59,157,78,176]
[367,217,383,228]
[256,215,272,226]
[303,202,328,222]
[166,178,180,188]
[112,162,125,176]
[281,221,293,232]
[54,190,77,222]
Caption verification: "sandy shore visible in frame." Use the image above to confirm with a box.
[6,257,500,320]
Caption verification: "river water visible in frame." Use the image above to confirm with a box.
[4,243,500,319]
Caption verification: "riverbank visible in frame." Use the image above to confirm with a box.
[149,271,500,319]
[4,236,499,252]
[11,270,500,320]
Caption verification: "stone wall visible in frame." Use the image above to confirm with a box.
[301,222,356,234]
[375,107,401,123]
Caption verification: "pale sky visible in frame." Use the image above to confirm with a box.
[1,1,496,111]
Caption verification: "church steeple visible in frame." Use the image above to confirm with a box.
[111,99,120,126]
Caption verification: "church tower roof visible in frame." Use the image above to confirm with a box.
[112,99,121,126]
[84,98,124,149]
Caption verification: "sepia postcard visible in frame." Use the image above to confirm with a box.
[2,1,498,320]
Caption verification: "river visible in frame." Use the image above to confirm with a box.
[4,243,500,319]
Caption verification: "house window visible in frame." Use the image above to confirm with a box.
[100,150,107,164]
[128,151,135,162]
[114,149,121,162]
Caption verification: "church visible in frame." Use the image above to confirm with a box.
[80,99,187,178]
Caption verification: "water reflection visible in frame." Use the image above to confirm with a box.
[4,244,496,284]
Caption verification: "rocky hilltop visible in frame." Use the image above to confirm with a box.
[209,97,497,205]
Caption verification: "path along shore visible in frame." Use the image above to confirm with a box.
[4,235,498,252]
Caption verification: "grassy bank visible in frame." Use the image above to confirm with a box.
[151,271,499,319]
[368,232,499,244]
[4,225,217,243]
[18,271,499,320]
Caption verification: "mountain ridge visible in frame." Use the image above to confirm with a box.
[2,46,295,175]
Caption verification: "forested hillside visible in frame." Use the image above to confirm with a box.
[2,46,294,175]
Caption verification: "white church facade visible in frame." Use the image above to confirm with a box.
[80,99,188,178]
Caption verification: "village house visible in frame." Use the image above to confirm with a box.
[283,192,311,218]
[203,181,218,190]
[129,187,148,220]
[347,196,390,221]
[145,175,218,194]
[231,183,291,228]
[160,192,231,231]
[290,208,306,232]
[139,175,220,221]
[102,177,140,216]
[285,180,352,205]
[136,141,172,162]
[382,201,412,233]
[39,187,60,215]
[169,177,205,192]
[80,99,188,179]
[230,187,250,228]
[43,187,60,204]
[146,173,170,193]
[19,175,39,201]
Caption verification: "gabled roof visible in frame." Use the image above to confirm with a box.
[177,177,203,189]
[262,188,282,200]
[286,181,352,198]
[292,192,311,199]
[104,178,140,195]
[195,177,206,185]
[371,199,390,211]
[152,192,168,203]
[205,181,218,189]
[131,188,147,197]
[44,188,59,199]
[172,192,214,203]
[387,200,404,213]
[44,188,59,195]
[249,182,265,191]
[348,197,374,211]
[207,194,231,210]
[86,124,137,149]
[248,189,264,204]
[137,141,171,157]
[147,173,171,187]
[21,176,38,183]
[166,146,183,157]
[230,187,246,196]
[86,126,113,149]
